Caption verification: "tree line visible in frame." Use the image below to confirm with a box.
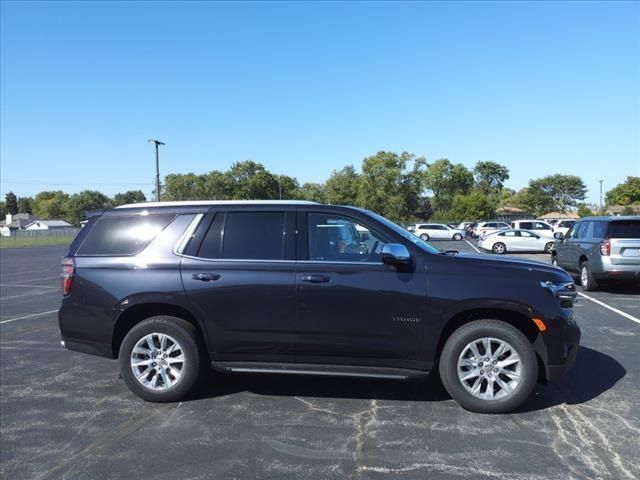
[2,151,638,226]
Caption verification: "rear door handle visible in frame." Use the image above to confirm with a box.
[300,274,330,284]
[192,273,221,282]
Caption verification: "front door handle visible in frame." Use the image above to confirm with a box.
[300,274,330,284]
[192,273,221,282]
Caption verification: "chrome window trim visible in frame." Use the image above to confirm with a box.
[173,213,204,255]
[174,253,383,266]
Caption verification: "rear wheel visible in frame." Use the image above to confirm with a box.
[453,233,463,241]
[551,255,559,266]
[492,242,506,254]
[439,320,538,413]
[420,233,429,241]
[580,261,599,292]
[120,316,202,402]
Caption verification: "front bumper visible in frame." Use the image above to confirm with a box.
[545,320,581,382]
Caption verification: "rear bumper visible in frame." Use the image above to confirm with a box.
[545,321,581,382]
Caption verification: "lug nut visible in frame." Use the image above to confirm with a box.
[494,369,498,373]
[480,370,484,375]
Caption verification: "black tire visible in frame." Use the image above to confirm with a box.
[580,261,599,292]
[119,316,202,402]
[420,233,429,241]
[492,242,506,255]
[544,242,554,254]
[453,233,463,241]
[439,320,538,413]
[551,254,559,266]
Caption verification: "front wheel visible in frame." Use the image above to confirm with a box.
[439,320,538,413]
[120,316,202,402]
[453,233,463,241]
[492,242,506,254]
[544,242,554,254]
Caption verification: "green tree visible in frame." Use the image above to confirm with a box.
[32,191,70,219]
[296,182,326,203]
[473,161,510,194]
[4,192,18,215]
[112,190,147,207]
[527,174,587,215]
[450,191,498,221]
[576,203,594,218]
[605,176,640,206]
[65,190,111,225]
[201,170,233,199]
[357,151,425,222]
[324,165,360,205]
[0,201,6,219]
[226,161,279,199]
[423,159,474,212]
[163,173,208,201]
[17,197,33,214]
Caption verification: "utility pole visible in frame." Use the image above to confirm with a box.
[148,139,165,202]
[278,176,282,200]
[599,179,604,213]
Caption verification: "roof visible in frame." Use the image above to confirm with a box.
[576,216,640,221]
[116,200,319,209]
[25,220,73,228]
[0,218,33,229]
[539,211,579,219]
[607,205,640,214]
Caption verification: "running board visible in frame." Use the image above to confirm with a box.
[210,361,429,380]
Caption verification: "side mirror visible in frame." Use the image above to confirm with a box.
[360,232,370,242]
[554,232,564,240]
[381,243,411,265]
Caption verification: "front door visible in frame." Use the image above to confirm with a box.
[295,210,427,370]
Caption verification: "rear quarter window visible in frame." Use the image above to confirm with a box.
[77,213,176,256]
[608,221,640,239]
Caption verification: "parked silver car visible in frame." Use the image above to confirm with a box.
[413,223,465,241]
[473,221,510,239]
[551,216,640,291]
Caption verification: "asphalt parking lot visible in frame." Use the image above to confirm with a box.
[1,242,639,480]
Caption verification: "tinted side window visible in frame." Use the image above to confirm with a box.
[574,222,589,239]
[78,214,176,256]
[308,213,387,263]
[520,222,532,229]
[220,212,285,260]
[534,222,551,230]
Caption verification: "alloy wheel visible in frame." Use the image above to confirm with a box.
[456,337,521,400]
[130,333,185,391]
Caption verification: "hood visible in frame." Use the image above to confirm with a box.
[452,252,571,280]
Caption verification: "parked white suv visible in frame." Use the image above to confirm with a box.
[473,221,510,239]
[413,223,465,241]
[510,220,555,238]
[553,220,576,237]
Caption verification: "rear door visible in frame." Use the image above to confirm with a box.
[180,208,297,362]
[295,209,427,369]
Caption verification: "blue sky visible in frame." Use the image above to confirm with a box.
[1,1,638,205]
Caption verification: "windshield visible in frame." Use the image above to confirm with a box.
[363,210,440,254]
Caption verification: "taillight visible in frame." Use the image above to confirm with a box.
[61,257,75,295]
[599,239,610,256]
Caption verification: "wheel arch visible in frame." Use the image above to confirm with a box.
[112,303,210,359]
[434,308,546,383]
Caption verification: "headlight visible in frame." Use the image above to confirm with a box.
[540,280,576,308]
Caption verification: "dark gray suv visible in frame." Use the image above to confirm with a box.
[59,200,580,413]
[551,216,640,291]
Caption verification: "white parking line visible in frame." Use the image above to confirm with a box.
[0,310,58,325]
[577,292,640,326]
[464,240,481,253]
[0,284,58,289]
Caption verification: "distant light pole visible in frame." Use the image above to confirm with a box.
[599,179,604,212]
[278,176,282,200]
[148,139,165,202]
